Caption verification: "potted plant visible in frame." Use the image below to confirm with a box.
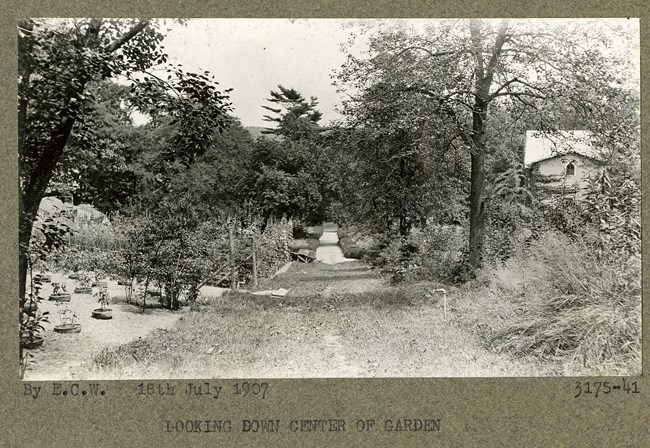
[22,276,44,314]
[49,282,71,302]
[92,287,113,319]
[33,269,52,283]
[20,310,49,349]
[20,207,72,378]
[92,270,108,288]
[74,273,93,294]
[22,280,41,314]
[21,262,48,348]
[53,302,81,333]
[34,263,52,283]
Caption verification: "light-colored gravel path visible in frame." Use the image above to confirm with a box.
[316,222,356,264]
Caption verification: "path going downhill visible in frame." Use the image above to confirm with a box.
[316,222,356,264]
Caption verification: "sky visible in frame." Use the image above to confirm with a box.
[140,18,639,128]
[158,19,362,127]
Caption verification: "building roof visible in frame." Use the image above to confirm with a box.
[524,130,606,167]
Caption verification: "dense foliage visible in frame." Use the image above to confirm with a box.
[20,19,640,375]
[333,19,639,273]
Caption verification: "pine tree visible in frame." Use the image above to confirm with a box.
[262,85,322,139]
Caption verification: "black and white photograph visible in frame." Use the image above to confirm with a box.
[18,18,641,381]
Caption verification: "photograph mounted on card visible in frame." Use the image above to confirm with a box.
[17,18,641,382]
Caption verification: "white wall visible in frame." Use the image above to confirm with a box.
[533,154,603,199]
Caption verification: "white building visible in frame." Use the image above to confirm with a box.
[524,130,606,201]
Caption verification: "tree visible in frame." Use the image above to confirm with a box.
[18,19,232,299]
[251,87,330,223]
[247,138,325,222]
[262,85,322,139]
[49,80,139,212]
[336,19,638,272]
[331,77,469,236]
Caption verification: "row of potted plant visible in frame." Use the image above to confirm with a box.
[69,271,107,293]
[20,274,113,350]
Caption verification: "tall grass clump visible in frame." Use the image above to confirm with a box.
[459,230,641,375]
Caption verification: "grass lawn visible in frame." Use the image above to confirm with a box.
[76,262,552,379]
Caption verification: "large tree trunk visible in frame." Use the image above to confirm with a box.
[19,116,77,300]
[468,106,487,270]
[466,19,509,272]
[18,19,149,301]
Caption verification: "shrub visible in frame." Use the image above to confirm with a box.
[336,226,372,259]
[370,236,416,284]
[255,216,293,280]
[417,224,466,281]
[68,219,115,251]
[339,236,365,259]
[292,221,310,239]
[292,220,323,239]
[289,238,320,252]
[306,226,323,239]
[367,222,466,284]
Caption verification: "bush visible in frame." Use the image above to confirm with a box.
[417,224,466,281]
[456,231,641,375]
[293,221,323,239]
[70,223,115,250]
[339,236,365,259]
[370,236,416,284]
[367,222,466,284]
[289,238,320,252]
[292,221,309,239]
[306,226,323,239]
[255,216,293,280]
[336,226,373,259]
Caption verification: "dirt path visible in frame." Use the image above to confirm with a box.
[227,246,546,377]
[23,273,184,381]
[38,228,546,379]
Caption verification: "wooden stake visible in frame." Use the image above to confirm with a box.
[229,218,237,290]
[252,235,258,289]
[432,288,448,319]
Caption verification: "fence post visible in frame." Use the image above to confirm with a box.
[252,234,258,289]
[229,217,237,290]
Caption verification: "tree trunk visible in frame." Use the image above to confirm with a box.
[399,215,410,236]
[468,127,486,270]
[17,19,150,303]
[466,19,509,272]
[19,116,77,301]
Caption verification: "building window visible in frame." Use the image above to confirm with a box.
[566,162,575,176]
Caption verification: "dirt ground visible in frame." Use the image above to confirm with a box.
[22,274,184,381]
